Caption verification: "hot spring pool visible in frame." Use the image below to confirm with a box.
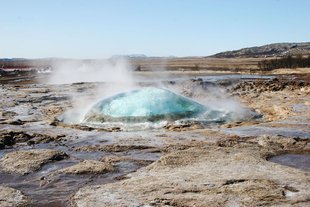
[82,87,230,125]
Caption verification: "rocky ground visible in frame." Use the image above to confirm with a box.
[72,136,310,207]
[0,72,309,207]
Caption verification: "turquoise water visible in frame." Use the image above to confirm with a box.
[84,87,211,123]
[98,88,205,117]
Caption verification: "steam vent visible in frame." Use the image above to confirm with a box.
[83,87,209,123]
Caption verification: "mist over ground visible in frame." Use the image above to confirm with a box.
[46,58,254,127]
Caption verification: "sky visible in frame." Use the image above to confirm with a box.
[0,0,310,58]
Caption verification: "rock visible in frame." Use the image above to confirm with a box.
[71,137,310,207]
[0,131,65,149]
[164,123,204,131]
[0,185,32,207]
[74,144,156,153]
[256,136,310,155]
[26,133,65,145]
[102,127,122,132]
[66,124,96,131]
[58,160,114,175]
[53,121,122,132]
[0,149,68,175]
[1,111,18,118]
[100,155,154,166]
[0,131,31,149]
[2,119,25,125]
[100,156,131,164]
[49,117,61,126]
[100,144,155,153]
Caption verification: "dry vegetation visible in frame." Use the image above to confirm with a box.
[131,57,264,72]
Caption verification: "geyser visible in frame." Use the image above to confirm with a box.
[83,87,222,123]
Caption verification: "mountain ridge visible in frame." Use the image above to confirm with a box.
[210,42,310,58]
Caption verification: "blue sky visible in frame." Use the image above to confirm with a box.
[0,0,309,58]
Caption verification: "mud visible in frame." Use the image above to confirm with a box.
[0,72,309,206]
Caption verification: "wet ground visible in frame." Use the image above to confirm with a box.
[269,154,310,172]
[0,71,309,207]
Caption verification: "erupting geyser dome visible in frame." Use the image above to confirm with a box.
[83,87,227,124]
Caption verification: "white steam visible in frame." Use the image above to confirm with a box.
[46,58,257,127]
[165,81,256,122]
[47,58,134,85]
[47,58,139,124]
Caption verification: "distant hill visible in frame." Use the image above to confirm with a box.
[211,42,310,58]
[110,54,147,59]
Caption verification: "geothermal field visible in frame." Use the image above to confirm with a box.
[0,57,310,207]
